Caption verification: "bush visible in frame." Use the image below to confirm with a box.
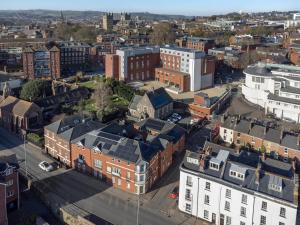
[20,80,51,101]
[27,133,43,144]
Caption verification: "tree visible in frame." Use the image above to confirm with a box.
[260,144,266,154]
[20,80,51,102]
[93,81,112,113]
[150,23,176,45]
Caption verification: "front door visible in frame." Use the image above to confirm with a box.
[212,213,216,224]
[220,214,225,225]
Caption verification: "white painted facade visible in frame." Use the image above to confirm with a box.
[242,63,300,122]
[160,46,212,92]
[179,169,297,225]
[219,126,234,144]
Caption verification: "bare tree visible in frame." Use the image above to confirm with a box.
[150,22,176,45]
[93,81,112,113]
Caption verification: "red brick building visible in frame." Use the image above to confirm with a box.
[0,96,42,136]
[44,116,104,167]
[0,150,20,225]
[105,46,161,82]
[186,37,215,53]
[220,115,300,168]
[188,89,231,119]
[23,46,60,80]
[105,54,120,80]
[70,120,185,195]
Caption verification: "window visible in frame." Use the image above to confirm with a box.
[279,222,285,225]
[205,182,210,191]
[237,132,241,137]
[225,201,230,211]
[226,189,231,199]
[185,203,191,212]
[280,207,286,218]
[261,201,267,211]
[126,171,130,180]
[6,180,13,186]
[106,166,111,174]
[186,176,192,186]
[185,189,191,200]
[204,210,209,219]
[94,159,102,169]
[226,216,231,225]
[127,182,130,189]
[240,222,245,225]
[204,195,210,205]
[242,194,247,204]
[240,206,246,217]
[118,178,121,186]
[7,191,14,197]
[260,215,266,225]
[112,167,121,176]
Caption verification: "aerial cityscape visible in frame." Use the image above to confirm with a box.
[1,0,300,225]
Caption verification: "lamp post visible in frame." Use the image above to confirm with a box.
[23,134,28,177]
[136,195,140,225]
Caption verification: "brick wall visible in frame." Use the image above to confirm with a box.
[105,54,120,79]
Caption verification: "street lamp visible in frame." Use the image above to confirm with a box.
[136,195,140,225]
[23,134,28,178]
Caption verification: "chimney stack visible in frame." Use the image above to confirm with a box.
[264,126,267,135]
[297,134,300,147]
[221,114,225,123]
[280,129,284,143]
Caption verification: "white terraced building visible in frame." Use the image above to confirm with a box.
[242,63,300,122]
[179,142,298,225]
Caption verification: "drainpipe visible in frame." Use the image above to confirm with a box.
[196,177,200,220]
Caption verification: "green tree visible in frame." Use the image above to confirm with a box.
[150,22,176,45]
[20,80,51,102]
[260,144,266,154]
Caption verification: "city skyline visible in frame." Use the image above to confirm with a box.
[1,0,300,16]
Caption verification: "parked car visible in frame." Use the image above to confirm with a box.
[172,113,182,120]
[168,187,179,199]
[39,161,54,172]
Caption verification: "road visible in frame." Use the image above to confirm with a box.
[0,128,208,225]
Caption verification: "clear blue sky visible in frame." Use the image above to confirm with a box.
[2,0,300,16]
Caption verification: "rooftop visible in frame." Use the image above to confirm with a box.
[181,141,297,205]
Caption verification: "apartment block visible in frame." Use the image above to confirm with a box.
[105,46,160,82]
[44,116,104,167]
[242,63,300,122]
[0,150,20,225]
[70,120,185,194]
[155,46,215,93]
[23,46,60,79]
[179,141,298,225]
[220,115,300,168]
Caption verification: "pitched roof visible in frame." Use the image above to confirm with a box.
[0,96,41,117]
[144,88,173,109]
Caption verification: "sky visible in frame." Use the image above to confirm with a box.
[1,0,300,16]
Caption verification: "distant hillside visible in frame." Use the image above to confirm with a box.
[0,10,190,24]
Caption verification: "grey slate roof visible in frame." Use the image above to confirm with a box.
[281,86,300,95]
[45,116,105,142]
[268,93,300,106]
[129,95,142,110]
[145,88,173,109]
[181,141,297,204]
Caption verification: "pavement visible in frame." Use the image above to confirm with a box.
[0,128,211,225]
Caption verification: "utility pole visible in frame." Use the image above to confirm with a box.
[23,134,28,177]
[136,195,140,225]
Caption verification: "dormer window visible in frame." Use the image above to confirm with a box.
[209,158,221,171]
[268,175,282,192]
[229,163,247,181]
[187,157,199,165]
